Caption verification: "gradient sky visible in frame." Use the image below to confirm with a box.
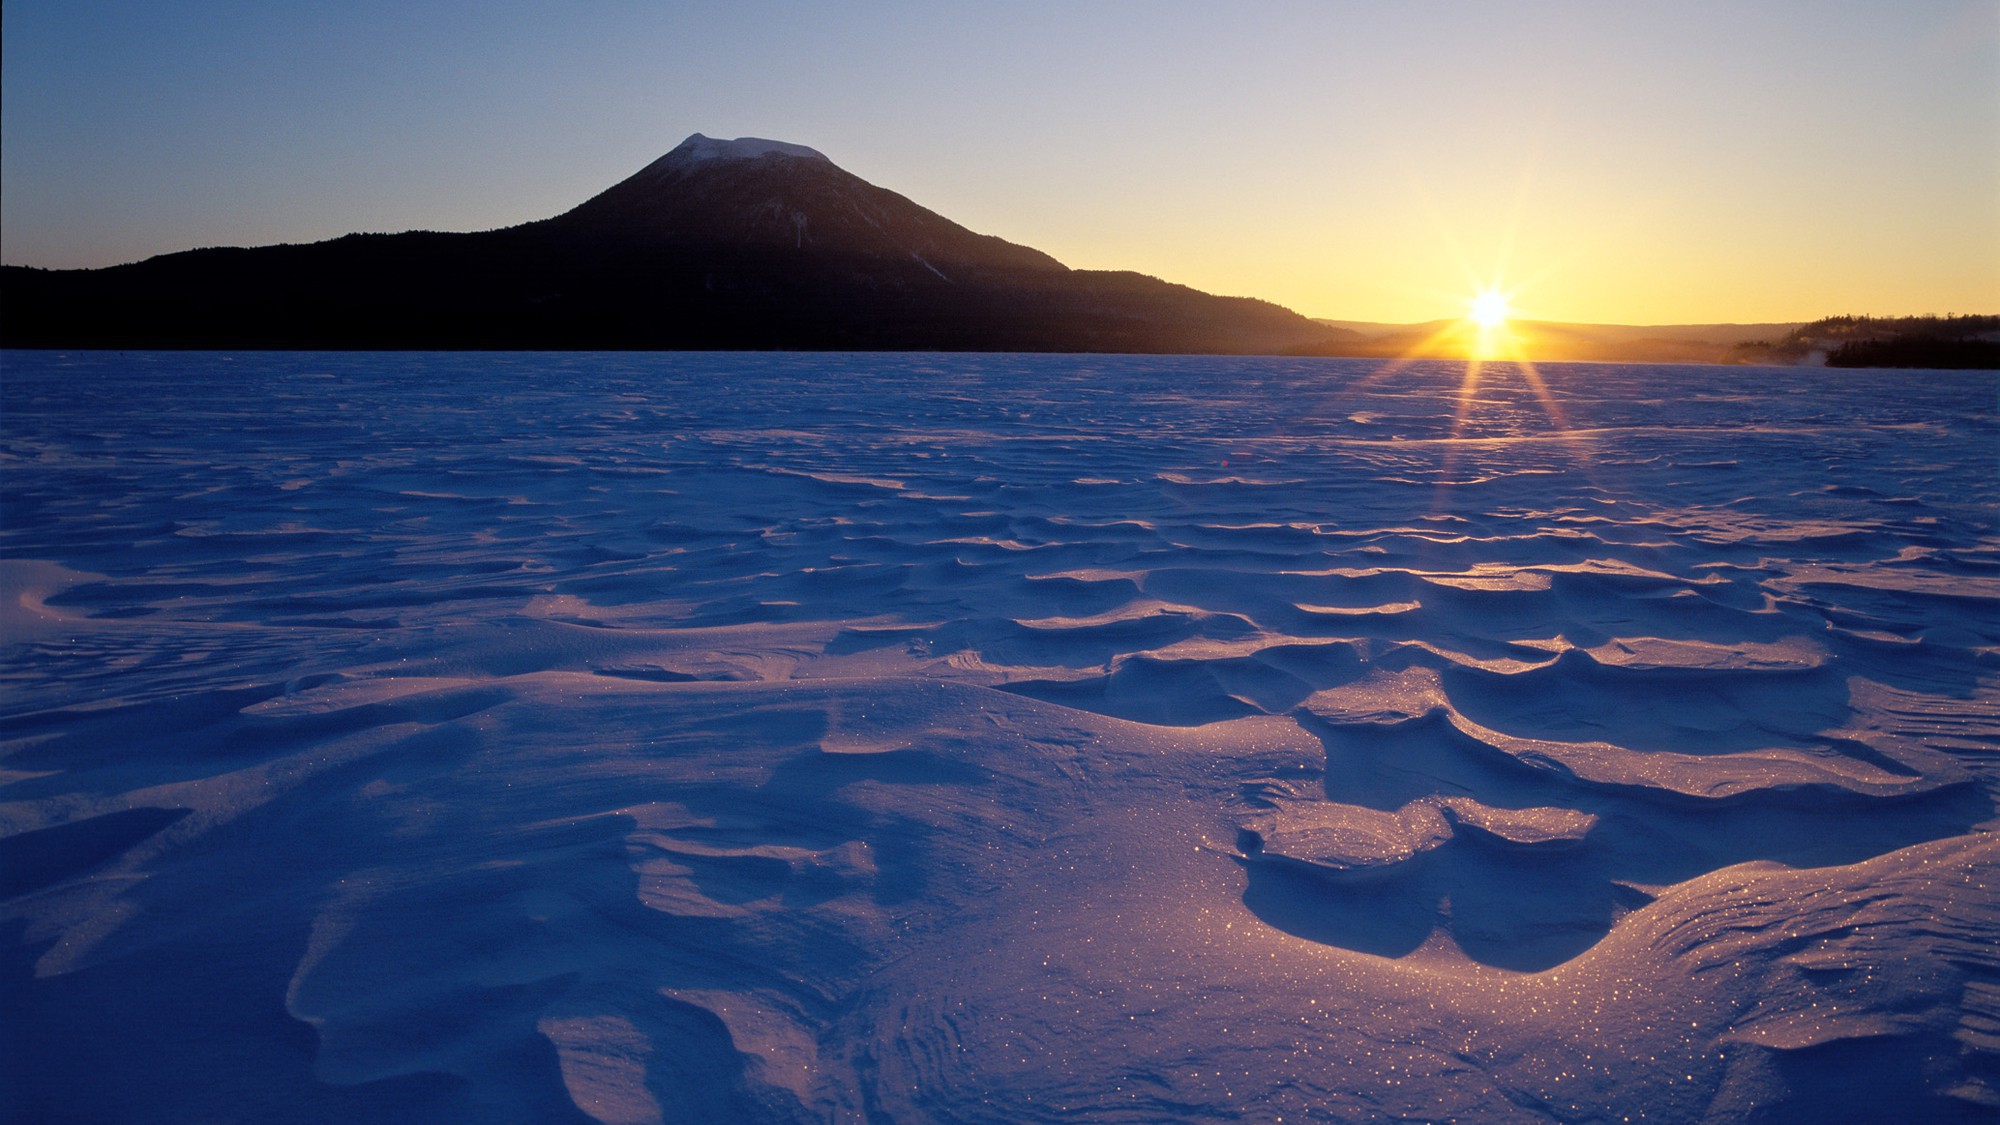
[4,0,1996,324]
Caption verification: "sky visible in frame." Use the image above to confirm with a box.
[3,0,1996,325]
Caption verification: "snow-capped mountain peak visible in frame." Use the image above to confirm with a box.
[656,133,829,169]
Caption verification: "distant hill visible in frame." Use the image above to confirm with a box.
[1727,315,2000,369]
[1303,319,1804,364]
[0,134,1346,354]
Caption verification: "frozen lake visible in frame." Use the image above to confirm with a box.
[3,350,1997,1122]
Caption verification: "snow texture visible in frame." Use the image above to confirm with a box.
[2,351,1997,1123]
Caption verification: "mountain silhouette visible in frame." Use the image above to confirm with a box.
[1,134,1346,353]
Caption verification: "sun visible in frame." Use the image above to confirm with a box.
[1470,289,1510,329]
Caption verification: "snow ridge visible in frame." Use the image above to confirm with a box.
[655,133,829,170]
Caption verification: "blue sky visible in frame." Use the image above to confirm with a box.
[5,0,1996,322]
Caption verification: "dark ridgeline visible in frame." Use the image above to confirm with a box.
[0,134,1344,354]
[1726,315,2000,370]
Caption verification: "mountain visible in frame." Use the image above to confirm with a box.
[536,135,1065,272]
[0,134,1345,354]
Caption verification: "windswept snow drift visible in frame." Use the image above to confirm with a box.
[2,352,1996,1122]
